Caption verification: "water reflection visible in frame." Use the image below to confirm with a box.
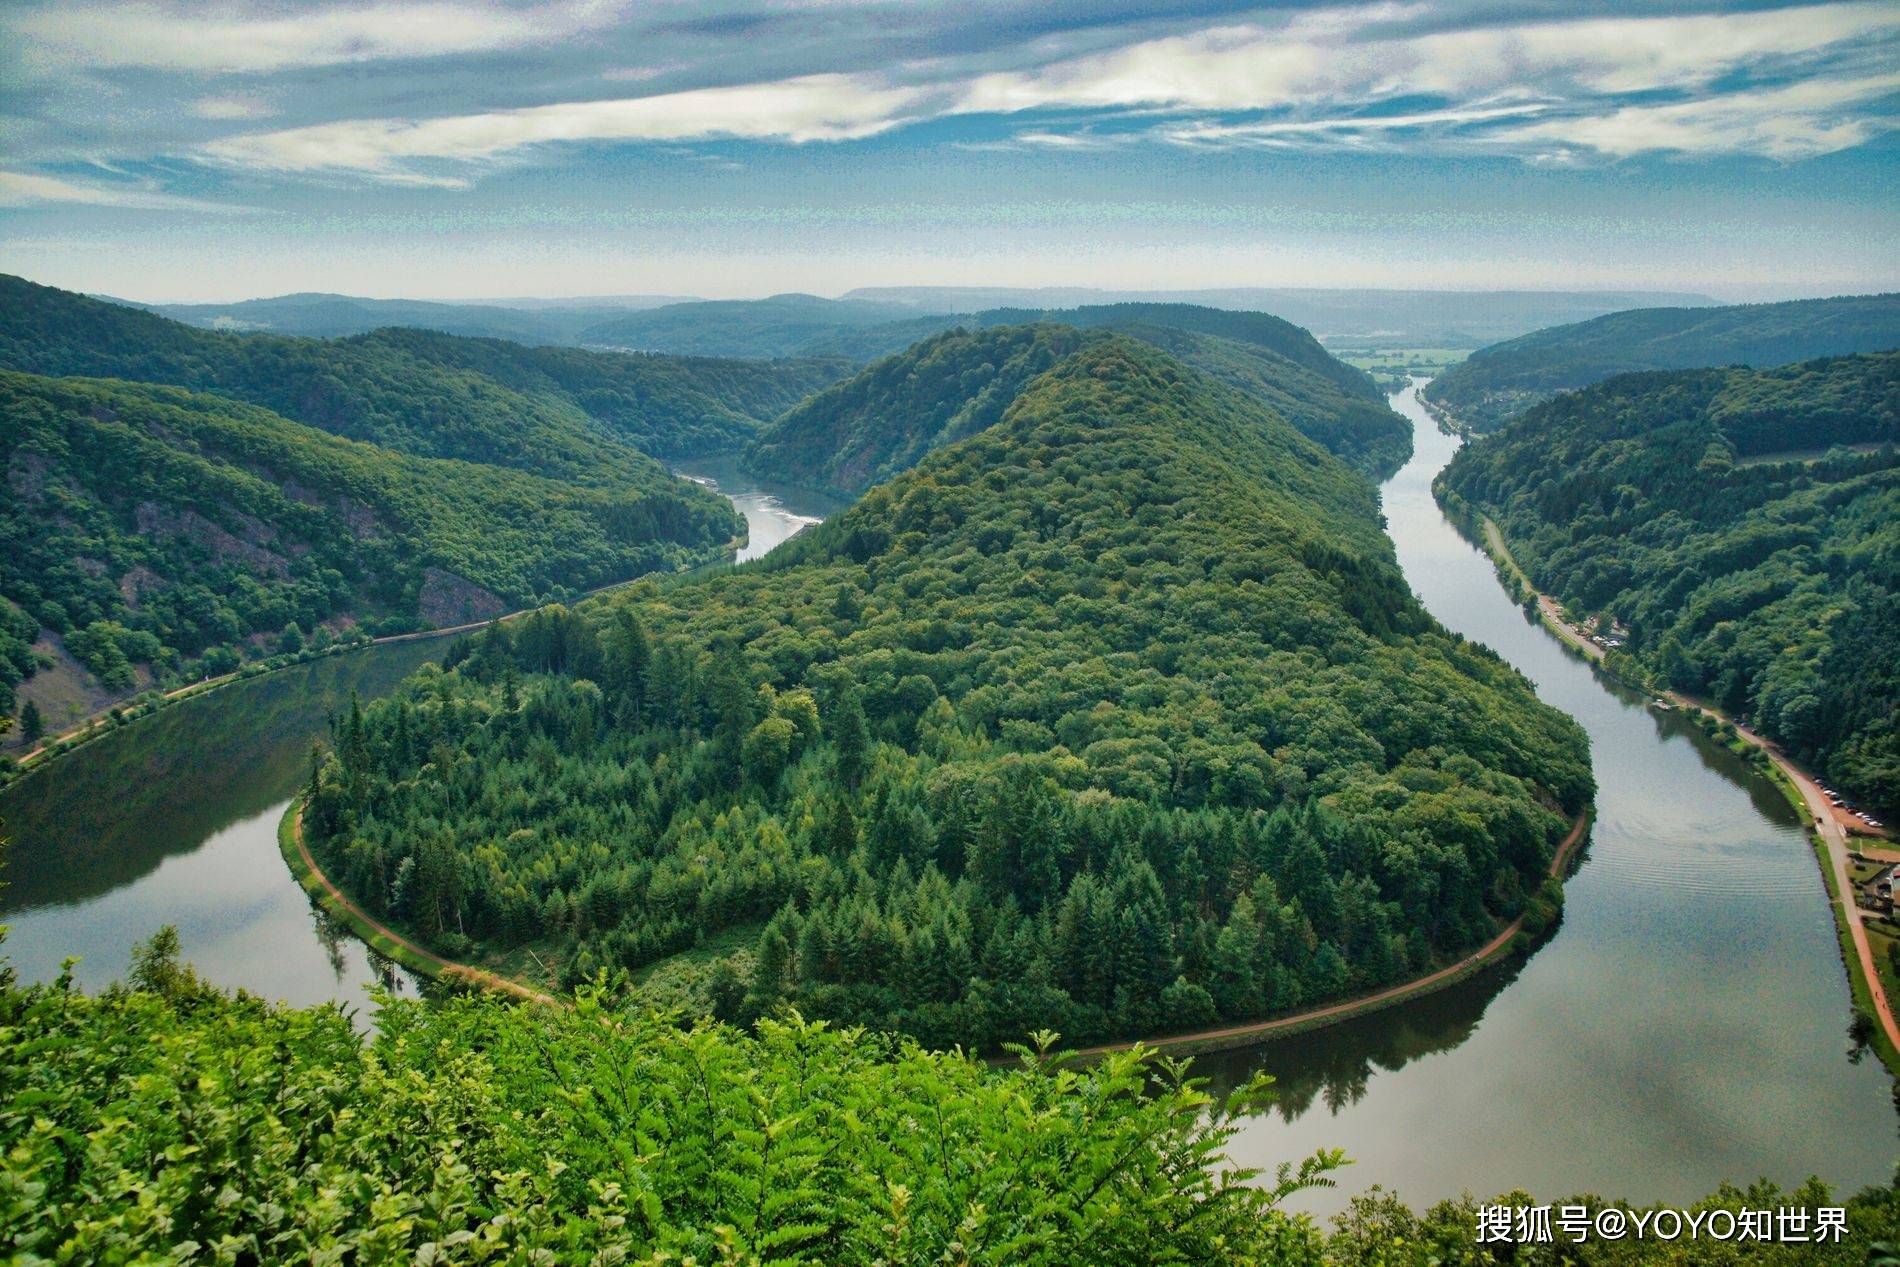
[1218,381,1894,1215]
[1,639,447,1009]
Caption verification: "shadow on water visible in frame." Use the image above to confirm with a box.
[2,638,450,913]
[0,638,451,1010]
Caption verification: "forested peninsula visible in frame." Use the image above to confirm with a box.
[1422,294,1900,432]
[1438,352,1898,816]
[306,338,1591,1050]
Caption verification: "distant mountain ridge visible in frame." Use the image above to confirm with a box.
[0,274,814,725]
[745,312,1410,494]
[839,285,1718,346]
[3,275,846,463]
[93,285,1726,359]
[1422,293,1900,432]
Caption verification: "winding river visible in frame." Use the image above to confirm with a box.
[1,391,1891,1211]
[1215,382,1894,1212]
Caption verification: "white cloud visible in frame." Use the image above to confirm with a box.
[200,74,928,181]
[1162,101,1551,147]
[0,169,251,211]
[957,2,1900,116]
[1491,73,1900,160]
[192,94,275,120]
[14,0,622,74]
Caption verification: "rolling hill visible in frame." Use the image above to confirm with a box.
[0,370,741,720]
[1437,352,1899,814]
[3,275,849,465]
[1422,293,1900,432]
[744,313,1407,495]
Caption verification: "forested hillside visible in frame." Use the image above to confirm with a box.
[344,328,848,457]
[1422,293,1900,431]
[11,935,1889,1263]
[308,339,1590,1051]
[0,275,844,464]
[747,316,1407,496]
[743,325,1094,495]
[0,371,739,715]
[1438,353,1898,815]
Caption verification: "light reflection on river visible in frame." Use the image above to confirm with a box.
[1217,381,1894,1215]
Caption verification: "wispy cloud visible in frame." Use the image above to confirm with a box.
[0,169,252,212]
[1491,73,1900,160]
[14,0,623,74]
[1161,101,1552,148]
[956,3,1899,116]
[191,94,275,121]
[200,75,929,183]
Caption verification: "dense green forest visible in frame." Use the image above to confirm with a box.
[1438,353,1898,815]
[1423,294,1900,432]
[747,317,1408,495]
[307,339,1590,1050]
[0,371,739,713]
[743,325,1097,495]
[7,932,1889,1264]
[0,275,845,465]
[338,328,848,458]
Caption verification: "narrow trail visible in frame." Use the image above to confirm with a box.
[1079,808,1591,1057]
[289,803,560,1007]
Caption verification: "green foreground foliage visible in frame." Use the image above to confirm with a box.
[3,934,1895,1265]
[309,339,1590,1049]
[1423,293,1900,432]
[0,936,1335,1266]
[1438,352,1898,816]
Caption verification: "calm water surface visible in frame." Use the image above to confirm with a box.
[0,462,826,1005]
[1217,381,1895,1213]
[0,639,447,1012]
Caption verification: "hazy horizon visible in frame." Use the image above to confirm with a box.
[4,2,1896,303]
[43,278,1888,310]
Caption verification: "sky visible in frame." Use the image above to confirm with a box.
[1,0,1895,302]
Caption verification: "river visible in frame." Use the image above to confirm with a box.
[1,401,1891,1211]
[1212,381,1894,1213]
[0,460,830,1010]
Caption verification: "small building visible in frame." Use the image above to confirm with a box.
[1867,865,1896,915]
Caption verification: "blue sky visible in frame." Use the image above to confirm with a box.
[2,1,1895,301]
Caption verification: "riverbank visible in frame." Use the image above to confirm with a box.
[281,790,1590,1061]
[1454,506,1900,1076]
[1082,808,1590,1059]
[0,531,749,792]
[278,798,558,1006]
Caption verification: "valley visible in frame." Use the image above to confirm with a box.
[6,379,1888,1219]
